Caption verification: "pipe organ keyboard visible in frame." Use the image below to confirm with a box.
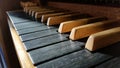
[7,1,120,68]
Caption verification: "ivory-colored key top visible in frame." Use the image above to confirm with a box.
[85,27,120,51]
[58,17,107,33]
[47,14,90,26]
[31,9,53,17]
[35,10,58,19]
[69,19,120,40]
[24,7,40,13]
[29,9,50,16]
[41,13,66,23]
[31,8,64,17]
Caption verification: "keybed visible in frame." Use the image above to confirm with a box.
[22,5,120,51]
[8,1,120,68]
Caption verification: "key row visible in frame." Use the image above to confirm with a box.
[23,6,120,51]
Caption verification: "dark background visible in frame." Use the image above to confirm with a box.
[48,0,120,7]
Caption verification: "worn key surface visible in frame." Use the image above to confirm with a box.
[14,21,44,30]
[24,34,69,51]
[28,40,85,65]
[7,11,33,24]
[17,25,55,35]
[95,57,120,68]
[37,50,113,68]
[20,28,58,41]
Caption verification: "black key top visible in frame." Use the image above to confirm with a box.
[17,26,55,35]
[24,34,68,50]
[95,57,120,68]
[37,50,112,68]
[21,29,58,41]
[14,21,44,30]
[29,40,85,65]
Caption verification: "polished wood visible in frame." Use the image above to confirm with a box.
[85,27,120,51]
[69,19,120,40]
[58,17,107,33]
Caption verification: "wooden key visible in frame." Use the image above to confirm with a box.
[41,13,65,23]
[47,14,90,26]
[31,9,53,17]
[30,7,63,16]
[24,7,39,13]
[85,27,120,51]
[35,10,58,19]
[69,19,120,40]
[29,9,50,16]
[58,17,107,33]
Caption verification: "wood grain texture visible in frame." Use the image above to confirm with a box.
[70,19,120,40]
[47,14,90,26]
[85,27,120,51]
[58,16,107,33]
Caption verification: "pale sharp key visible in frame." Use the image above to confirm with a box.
[70,19,120,40]
[24,7,40,13]
[31,8,64,17]
[58,16,107,33]
[85,27,120,51]
[41,12,75,23]
[47,14,91,26]
[35,10,61,19]
[31,9,51,17]
[29,8,49,16]
[41,13,66,23]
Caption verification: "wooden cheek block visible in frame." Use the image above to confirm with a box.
[58,17,107,33]
[85,27,120,51]
[69,19,120,40]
